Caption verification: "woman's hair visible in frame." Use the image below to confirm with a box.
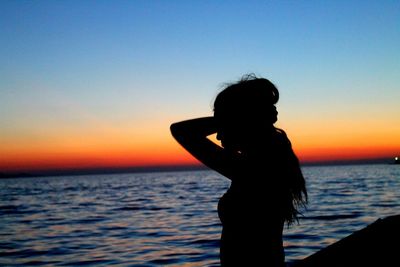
[213,74,307,225]
[213,74,279,124]
[283,144,308,225]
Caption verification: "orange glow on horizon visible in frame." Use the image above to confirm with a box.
[1,148,199,172]
[296,146,400,163]
[2,142,399,173]
[1,119,399,173]
[0,139,199,172]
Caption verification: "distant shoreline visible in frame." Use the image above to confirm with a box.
[0,165,206,179]
[0,158,396,179]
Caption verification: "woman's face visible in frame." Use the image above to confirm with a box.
[270,105,278,123]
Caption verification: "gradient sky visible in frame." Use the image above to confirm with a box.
[1,1,399,172]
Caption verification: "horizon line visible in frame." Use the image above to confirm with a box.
[0,157,396,179]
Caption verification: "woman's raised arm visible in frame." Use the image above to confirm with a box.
[170,117,217,141]
[170,117,236,179]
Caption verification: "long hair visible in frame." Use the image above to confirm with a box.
[281,132,308,225]
[214,74,307,225]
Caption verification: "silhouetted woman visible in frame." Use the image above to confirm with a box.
[170,75,307,266]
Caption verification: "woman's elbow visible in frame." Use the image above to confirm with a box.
[170,123,179,137]
[170,122,185,141]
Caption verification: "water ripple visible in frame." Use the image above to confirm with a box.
[0,165,399,266]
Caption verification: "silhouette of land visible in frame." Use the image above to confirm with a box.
[0,164,206,179]
[292,214,400,267]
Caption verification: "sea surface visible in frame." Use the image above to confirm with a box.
[1,164,399,266]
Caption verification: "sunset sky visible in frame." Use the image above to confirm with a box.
[1,1,399,173]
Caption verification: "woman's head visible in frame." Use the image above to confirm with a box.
[213,74,279,149]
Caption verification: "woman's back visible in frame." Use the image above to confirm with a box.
[217,129,289,266]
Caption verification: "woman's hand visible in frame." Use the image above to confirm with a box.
[170,117,238,180]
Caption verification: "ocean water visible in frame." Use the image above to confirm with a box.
[1,164,399,266]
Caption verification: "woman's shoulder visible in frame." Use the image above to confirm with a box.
[274,127,286,136]
[273,128,292,146]
[274,128,288,139]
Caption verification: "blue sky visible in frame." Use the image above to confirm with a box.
[1,0,399,170]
